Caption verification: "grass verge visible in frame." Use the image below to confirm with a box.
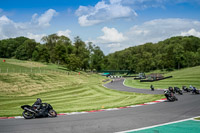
[194,117,200,120]
[124,66,200,90]
[0,59,164,117]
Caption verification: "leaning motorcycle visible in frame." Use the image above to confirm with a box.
[174,87,183,95]
[182,86,191,92]
[21,103,57,119]
[192,88,200,94]
[164,90,178,102]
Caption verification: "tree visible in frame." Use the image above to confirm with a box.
[173,44,185,69]
[15,44,28,60]
[0,40,7,58]
[88,42,105,71]
[15,39,37,60]
[74,36,90,70]
[41,34,59,50]
[54,44,67,65]
[0,37,29,58]
[57,36,72,47]
[66,54,82,71]
[32,45,49,63]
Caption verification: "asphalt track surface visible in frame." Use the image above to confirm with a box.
[1,79,200,133]
[105,79,164,94]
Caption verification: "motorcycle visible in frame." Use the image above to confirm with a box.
[192,87,200,94]
[164,90,178,102]
[150,85,154,91]
[21,103,57,119]
[174,87,183,95]
[182,86,191,92]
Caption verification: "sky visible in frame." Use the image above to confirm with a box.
[0,0,200,55]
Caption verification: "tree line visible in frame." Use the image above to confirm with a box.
[0,35,200,72]
[104,36,200,72]
[0,35,104,71]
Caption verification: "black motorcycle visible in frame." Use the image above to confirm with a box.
[150,85,154,91]
[192,87,200,94]
[174,87,183,95]
[164,90,178,102]
[182,86,191,92]
[21,103,57,119]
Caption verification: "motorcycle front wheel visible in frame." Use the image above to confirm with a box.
[48,109,57,117]
[22,110,35,119]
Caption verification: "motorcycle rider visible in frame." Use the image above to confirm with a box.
[168,87,174,94]
[21,98,57,119]
[182,86,190,92]
[32,98,42,112]
[192,86,199,94]
[164,89,177,101]
[150,84,154,91]
[192,86,196,91]
[189,85,193,90]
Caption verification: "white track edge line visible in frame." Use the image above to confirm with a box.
[115,116,200,133]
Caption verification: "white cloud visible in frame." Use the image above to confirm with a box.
[0,15,11,23]
[0,15,26,39]
[125,18,200,45]
[57,29,71,37]
[94,27,127,54]
[107,43,126,53]
[31,9,58,27]
[98,27,127,43]
[78,15,102,27]
[107,43,121,48]
[31,13,38,23]
[0,9,57,40]
[75,0,137,26]
[95,18,200,54]
[75,0,200,27]
[181,28,200,38]
[26,33,46,42]
[26,29,72,43]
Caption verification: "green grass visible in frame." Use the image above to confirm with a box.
[0,58,73,74]
[124,66,200,89]
[0,58,164,117]
[195,117,200,120]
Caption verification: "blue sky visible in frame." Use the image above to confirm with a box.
[0,0,200,54]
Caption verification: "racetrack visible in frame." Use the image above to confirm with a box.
[104,79,164,94]
[1,79,200,133]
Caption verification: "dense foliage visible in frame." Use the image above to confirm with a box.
[0,35,104,71]
[104,36,200,72]
[0,35,200,72]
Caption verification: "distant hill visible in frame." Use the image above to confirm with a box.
[104,36,200,72]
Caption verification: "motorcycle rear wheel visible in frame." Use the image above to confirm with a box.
[22,110,35,119]
[48,109,57,117]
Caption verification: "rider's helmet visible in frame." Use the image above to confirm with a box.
[37,98,42,103]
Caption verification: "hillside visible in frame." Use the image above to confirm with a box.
[0,59,163,117]
[104,36,200,72]
[125,66,200,89]
[1,36,200,73]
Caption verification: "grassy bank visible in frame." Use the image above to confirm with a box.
[0,59,163,117]
[124,66,200,89]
